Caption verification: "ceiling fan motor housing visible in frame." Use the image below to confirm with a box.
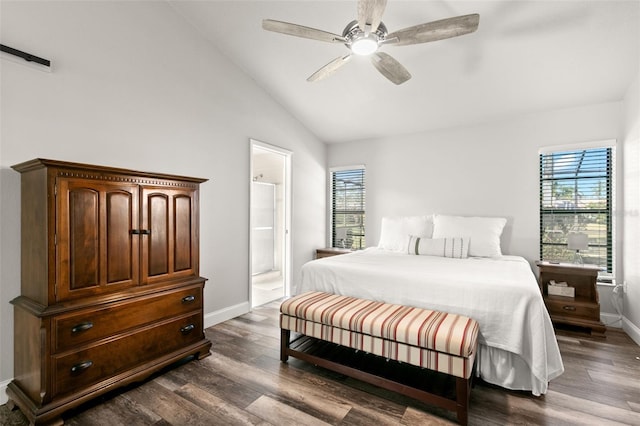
[343,20,388,55]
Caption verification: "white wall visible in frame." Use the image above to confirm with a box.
[622,73,640,343]
[0,1,326,401]
[328,101,629,322]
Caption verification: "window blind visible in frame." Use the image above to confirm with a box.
[331,167,365,249]
[539,147,612,271]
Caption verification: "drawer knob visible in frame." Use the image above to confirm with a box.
[71,322,94,333]
[70,360,93,374]
[180,324,195,334]
[182,295,196,304]
[562,305,577,311]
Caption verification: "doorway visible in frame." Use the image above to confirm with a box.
[250,140,291,308]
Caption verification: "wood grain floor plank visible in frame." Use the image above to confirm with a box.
[209,336,279,365]
[336,405,409,426]
[246,395,332,426]
[470,386,625,426]
[467,386,549,425]
[162,358,265,409]
[63,393,164,426]
[174,383,270,425]
[587,368,640,391]
[228,315,282,338]
[216,346,412,425]
[202,352,354,422]
[546,381,633,411]
[212,322,265,341]
[543,389,640,424]
[125,379,225,425]
[240,311,271,323]
[253,354,410,423]
[401,406,456,425]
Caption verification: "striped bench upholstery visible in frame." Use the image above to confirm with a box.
[280,291,480,425]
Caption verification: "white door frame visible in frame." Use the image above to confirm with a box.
[249,139,292,307]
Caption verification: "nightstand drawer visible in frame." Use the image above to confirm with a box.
[54,285,203,352]
[52,311,203,398]
[536,261,605,336]
[316,248,353,259]
[545,298,599,320]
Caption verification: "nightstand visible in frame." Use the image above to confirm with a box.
[316,247,353,259]
[536,261,606,337]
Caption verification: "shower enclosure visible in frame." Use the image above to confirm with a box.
[251,181,276,275]
[250,141,290,307]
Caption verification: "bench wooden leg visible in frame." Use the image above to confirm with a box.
[6,398,17,411]
[455,376,470,426]
[280,329,290,362]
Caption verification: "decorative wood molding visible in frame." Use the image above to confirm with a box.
[56,171,199,188]
[12,158,208,186]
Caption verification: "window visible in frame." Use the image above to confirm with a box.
[539,145,614,272]
[330,166,365,249]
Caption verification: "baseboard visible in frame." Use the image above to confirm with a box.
[1,378,10,405]
[204,301,250,329]
[601,312,623,328]
[622,316,640,346]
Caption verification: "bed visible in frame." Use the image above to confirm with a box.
[298,215,564,396]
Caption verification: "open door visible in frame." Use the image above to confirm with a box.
[250,139,291,308]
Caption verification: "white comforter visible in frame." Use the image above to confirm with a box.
[298,248,564,395]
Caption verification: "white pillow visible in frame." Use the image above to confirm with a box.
[432,215,507,257]
[378,215,433,252]
[408,236,470,259]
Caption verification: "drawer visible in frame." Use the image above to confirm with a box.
[545,298,599,320]
[52,311,203,398]
[316,248,352,259]
[54,285,203,352]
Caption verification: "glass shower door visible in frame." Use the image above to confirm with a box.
[251,182,275,275]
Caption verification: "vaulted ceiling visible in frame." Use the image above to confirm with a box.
[169,1,640,144]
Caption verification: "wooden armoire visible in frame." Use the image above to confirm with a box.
[7,159,212,425]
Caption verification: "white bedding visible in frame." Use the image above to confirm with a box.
[298,248,564,395]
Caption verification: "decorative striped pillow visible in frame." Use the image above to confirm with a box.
[408,236,470,259]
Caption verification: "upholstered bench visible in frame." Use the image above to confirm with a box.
[280,291,479,425]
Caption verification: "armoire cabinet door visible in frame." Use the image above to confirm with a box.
[56,178,140,301]
[140,185,199,284]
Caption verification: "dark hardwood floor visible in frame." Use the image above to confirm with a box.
[2,299,640,425]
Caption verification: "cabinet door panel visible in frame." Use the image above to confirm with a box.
[147,193,169,277]
[174,195,192,272]
[68,188,100,290]
[57,178,139,301]
[141,186,198,284]
[106,191,137,283]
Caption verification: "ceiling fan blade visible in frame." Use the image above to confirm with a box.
[387,14,480,46]
[371,52,411,85]
[262,19,346,43]
[357,0,388,33]
[307,54,352,82]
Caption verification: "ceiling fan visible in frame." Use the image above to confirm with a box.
[262,0,479,85]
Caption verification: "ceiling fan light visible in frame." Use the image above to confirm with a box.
[351,37,378,55]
